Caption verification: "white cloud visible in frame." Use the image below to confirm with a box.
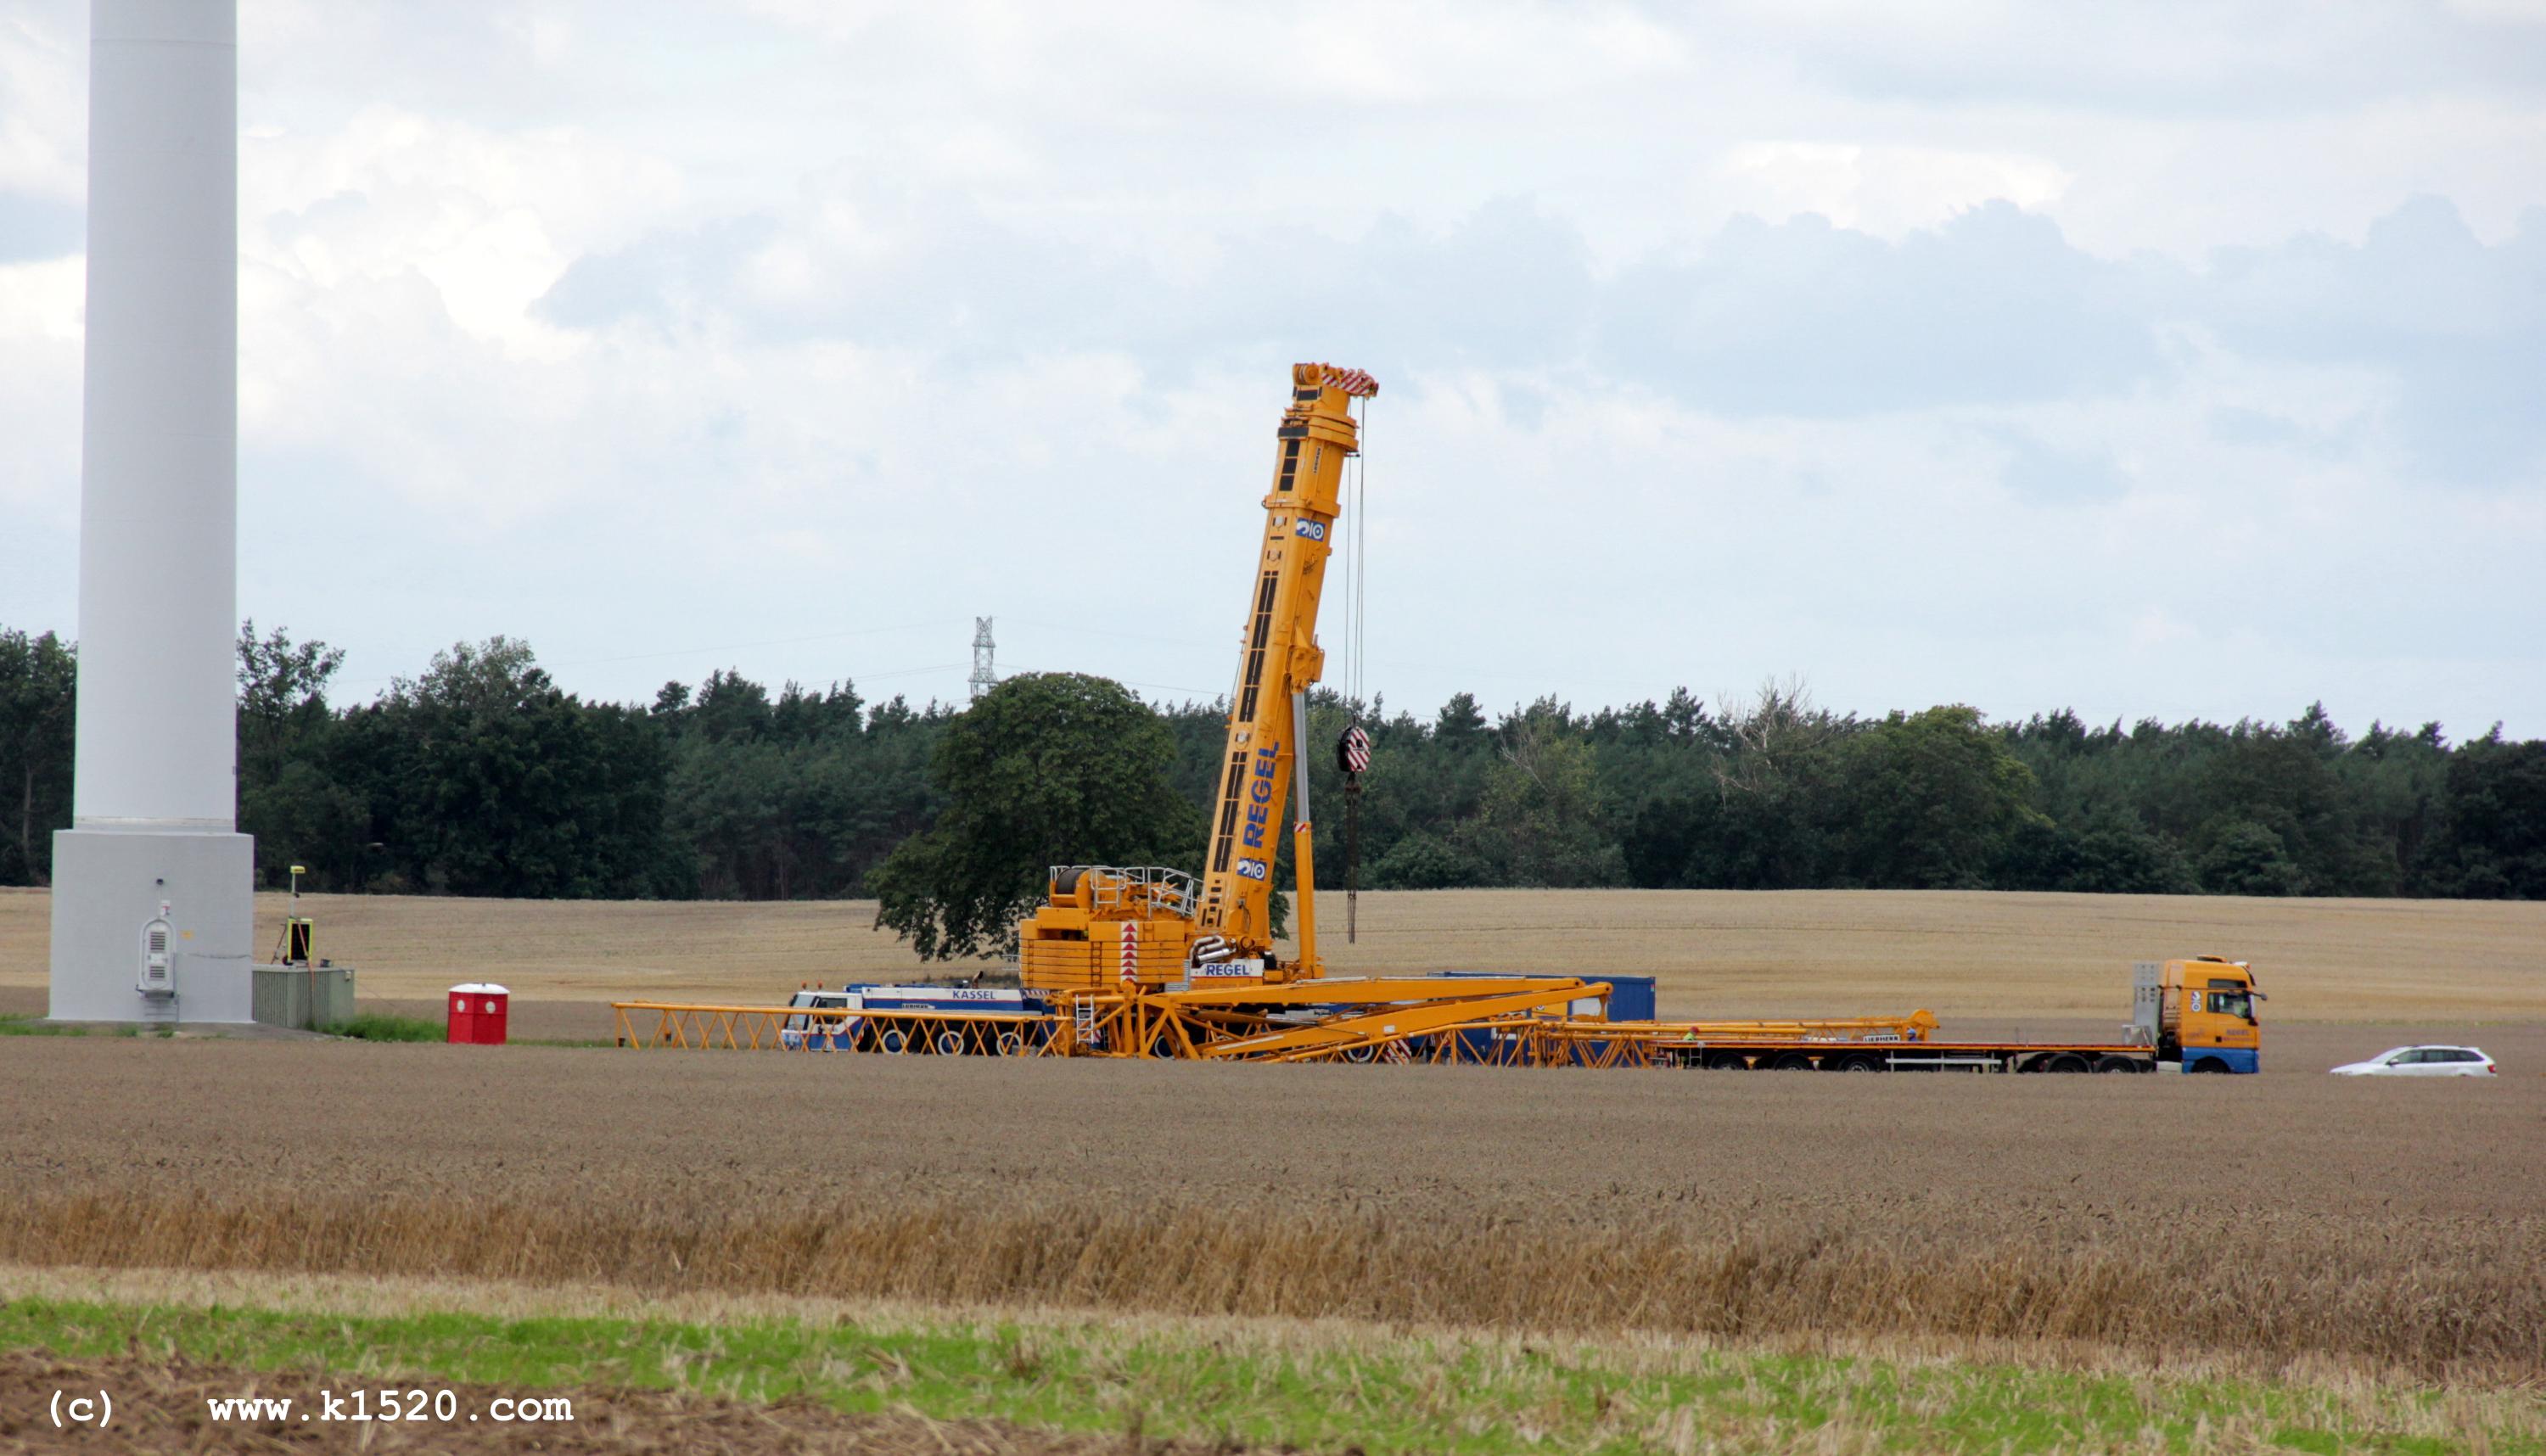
[740,0,1686,108]
[0,0,2539,738]
[0,10,81,202]
[0,255,81,507]
[1715,142,2072,236]
[244,108,681,342]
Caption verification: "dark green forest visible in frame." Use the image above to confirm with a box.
[3,623,2540,904]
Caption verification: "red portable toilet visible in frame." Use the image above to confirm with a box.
[446,983,511,1044]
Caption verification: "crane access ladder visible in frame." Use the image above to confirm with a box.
[1072,994,1099,1049]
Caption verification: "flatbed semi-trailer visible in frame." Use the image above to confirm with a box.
[1592,957,2263,1073]
[1652,1039,2174,1073]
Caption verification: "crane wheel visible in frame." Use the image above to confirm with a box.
[934,1028,967,1056]
[995,1032,1023,1056]
[1702,1051,1750,1071]
[876,1028,909,1055]
[1766,1051,1814,1071]
[2092,1054,2145,1073]
[1831,1052,1887,1072]
[2043,1053,2094,1073]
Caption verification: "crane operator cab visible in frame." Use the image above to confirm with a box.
[2133,956,2263,1073]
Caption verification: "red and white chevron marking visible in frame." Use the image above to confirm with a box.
[1313,363,1380,398]
[1342,724,1371,775]
[1119,921,1139,983]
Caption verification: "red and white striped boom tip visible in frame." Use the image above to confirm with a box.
[1304,363,1379,398]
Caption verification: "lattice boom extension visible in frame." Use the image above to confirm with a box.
[613,1002,1057,1056]
[609,986,1986,1067]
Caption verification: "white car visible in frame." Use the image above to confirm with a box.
[2330,1045,2498,1077]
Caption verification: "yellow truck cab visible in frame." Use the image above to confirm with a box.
[2134,957,2263,1073]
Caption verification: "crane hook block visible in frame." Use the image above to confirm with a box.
[1337,724,1371,776]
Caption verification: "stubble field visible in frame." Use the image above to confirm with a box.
[3,888,2542,1451]
[3,1035,2543,1384]
[4,884,2540,1027]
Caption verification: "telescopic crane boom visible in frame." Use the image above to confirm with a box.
[1015,365,1374,995]
[1192,363,1376,972]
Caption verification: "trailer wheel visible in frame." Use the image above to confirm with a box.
[2092,1054,2144,1073]
[2043,1053,2093,1073]
[995,1031,1023,1056]
[1831,1052,1887,1072]
[1703,1051,1750,1071]
[876,1027,909,1055]
[934,1028,967,1056]
[1766,1051,1814,1071]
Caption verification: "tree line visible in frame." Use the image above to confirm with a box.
[1,624,2539,908]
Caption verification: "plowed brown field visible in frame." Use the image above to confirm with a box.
[3,885,2540,1021]
[2,1036,2541,1382]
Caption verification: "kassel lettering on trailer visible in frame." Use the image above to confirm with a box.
[1294,518,1327,541]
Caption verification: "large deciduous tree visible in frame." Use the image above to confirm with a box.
[1830,705,2041,888]
[236,620,365,888]
[347,638,684,898]
[869,672,1197,959]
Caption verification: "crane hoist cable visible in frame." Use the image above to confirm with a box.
[1342,394,1372,941]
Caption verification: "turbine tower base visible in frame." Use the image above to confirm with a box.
[48,829,255,1025]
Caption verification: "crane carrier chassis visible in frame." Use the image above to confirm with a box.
[613,948,2263,1072]
[612,367,2266,1077]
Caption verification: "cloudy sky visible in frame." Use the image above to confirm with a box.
[2,1,2540,737]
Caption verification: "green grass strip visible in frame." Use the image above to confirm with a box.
[0,1296,2530,1455]
[317,1013,444,1042]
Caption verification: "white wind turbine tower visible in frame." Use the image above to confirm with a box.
[49,0,255,1023]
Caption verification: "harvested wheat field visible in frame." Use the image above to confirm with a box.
[3,885,2539,1022]
[4,892,2543,1452]
[3,1038,2543,1387]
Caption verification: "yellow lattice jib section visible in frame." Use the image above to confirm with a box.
[613,1002,1056,1056]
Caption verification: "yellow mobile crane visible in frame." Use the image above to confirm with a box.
[614,364,2265,1074]
[1018,362,1373,993]
[1009,364,1614,1055]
